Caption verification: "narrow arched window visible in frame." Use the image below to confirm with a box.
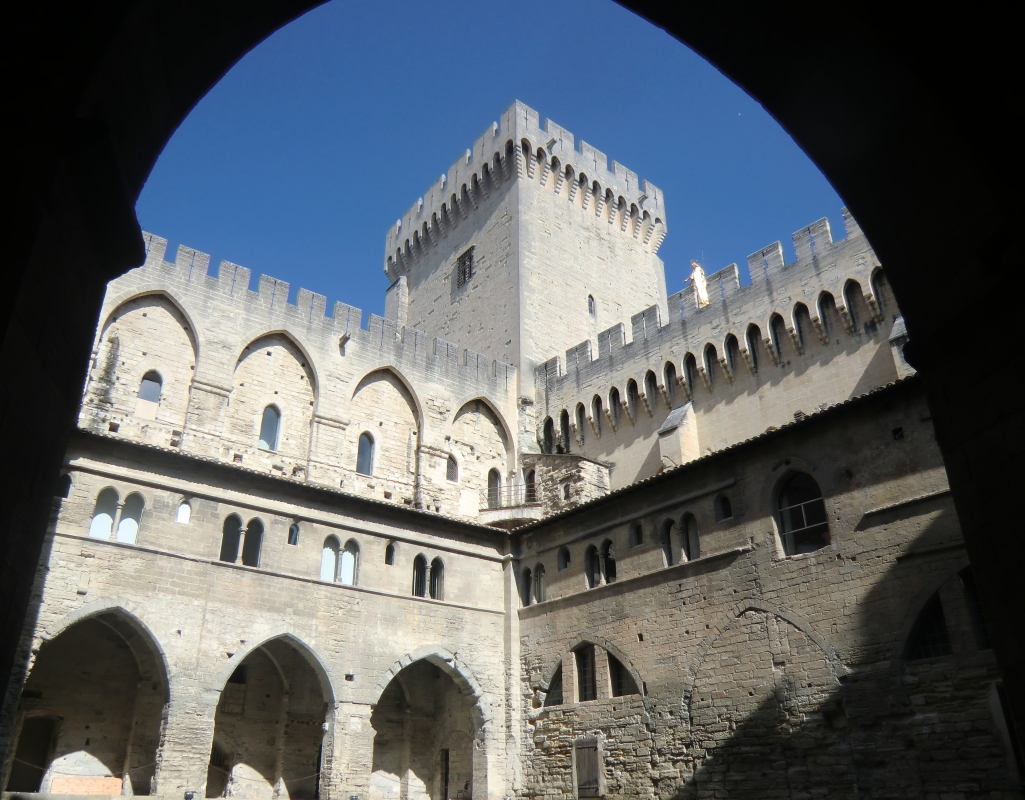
[89,488,119,539]
[608,388,620,425]
[714,494,733,522]
[559,409,571,452]
[412,554,428,597]
[746,324,762,372]
[138,371,162,403]
[429,557,444,600]
[219,515,243,563]
[534,563,546,603]
[385,541,396,565]
[645,371,658,405]
[770,314,787,359]
[725,334,741,372]
[117,492,144,543]
[356,432,375,476]
[321,536,340,582]
[521,567,533,607]
[176,501,191,524]
[629,523,643,548]
[682,513,699,561]
[584,545,600,589]
[446,455,458,482]
[592,396,603,436]
[601,540,616,583]
[661,519,676,566]
[287,522,300,546]
[258,406,280,450]
[557,546,570,571]
[525,470,537,503]
[703,344,717,389]
[794,304,811,347]
[626,380,639,418]
[587,294,596,315]
[340,539,359,586]
[664,362,677,402]
[542,417,555,454]
[487,469,501,508]
[683,354,698,393]
[56,473,72,499]
[241,518,263,567]
[777,473,829,555]
[575,403,586,444]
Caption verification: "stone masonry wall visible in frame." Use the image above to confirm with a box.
[77,235,518,522]
[536,210,900,489]
[0,433,515,798]
[514,379,1023,798]
[385,101,667,401]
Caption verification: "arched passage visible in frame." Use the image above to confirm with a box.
[369,651,488,800]
[5,609,168,794]
[206,635,332,799]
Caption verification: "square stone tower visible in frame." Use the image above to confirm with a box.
[383,101,668,396]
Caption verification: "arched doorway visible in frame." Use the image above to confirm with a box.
[4,612,168,795]
[206,637,332,799]
[370,658,482,800]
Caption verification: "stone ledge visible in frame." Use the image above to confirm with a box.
[517,545,751,618]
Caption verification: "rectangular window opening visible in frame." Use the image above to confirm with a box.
[576,646,597,702]
[456,246,475,287]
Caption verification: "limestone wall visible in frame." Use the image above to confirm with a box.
[536,209,901,489]
[77,235,519,522]
[384,101,668,400]
[2,432,513,798]
[515,379,1021,798]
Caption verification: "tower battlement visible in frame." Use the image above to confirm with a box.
[539,209,877,385]
[133,233,515,390]
[534,208,893,474]
[383,100,666,279]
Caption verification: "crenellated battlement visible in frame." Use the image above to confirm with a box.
[383,100,667,279]
[535,208,887,411]
[133,233,516,390]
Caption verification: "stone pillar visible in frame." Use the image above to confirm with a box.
[151,686,218,796]
[324,701,374,800]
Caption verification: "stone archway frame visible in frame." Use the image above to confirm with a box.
[97,286,204,364]
[450,396,518,475]
[2,599,175,793]
[40,597,172,698]
[539,636,648,701]
[369,646,491,729]
[680,600,847,723]
[199,632,338,800]
[886,554,971,698]
[206,631,338,708]
[369,647,494,800]
[231,326,322,399]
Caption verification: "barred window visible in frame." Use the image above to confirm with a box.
[777,473,829,555]
[456,246,475,287]
[575,645,597,702]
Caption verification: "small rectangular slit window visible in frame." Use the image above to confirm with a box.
[456,246,475,287]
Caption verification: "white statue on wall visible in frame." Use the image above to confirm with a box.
[690,260,710,307]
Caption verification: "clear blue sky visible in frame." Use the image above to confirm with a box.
[136,0,846,319]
